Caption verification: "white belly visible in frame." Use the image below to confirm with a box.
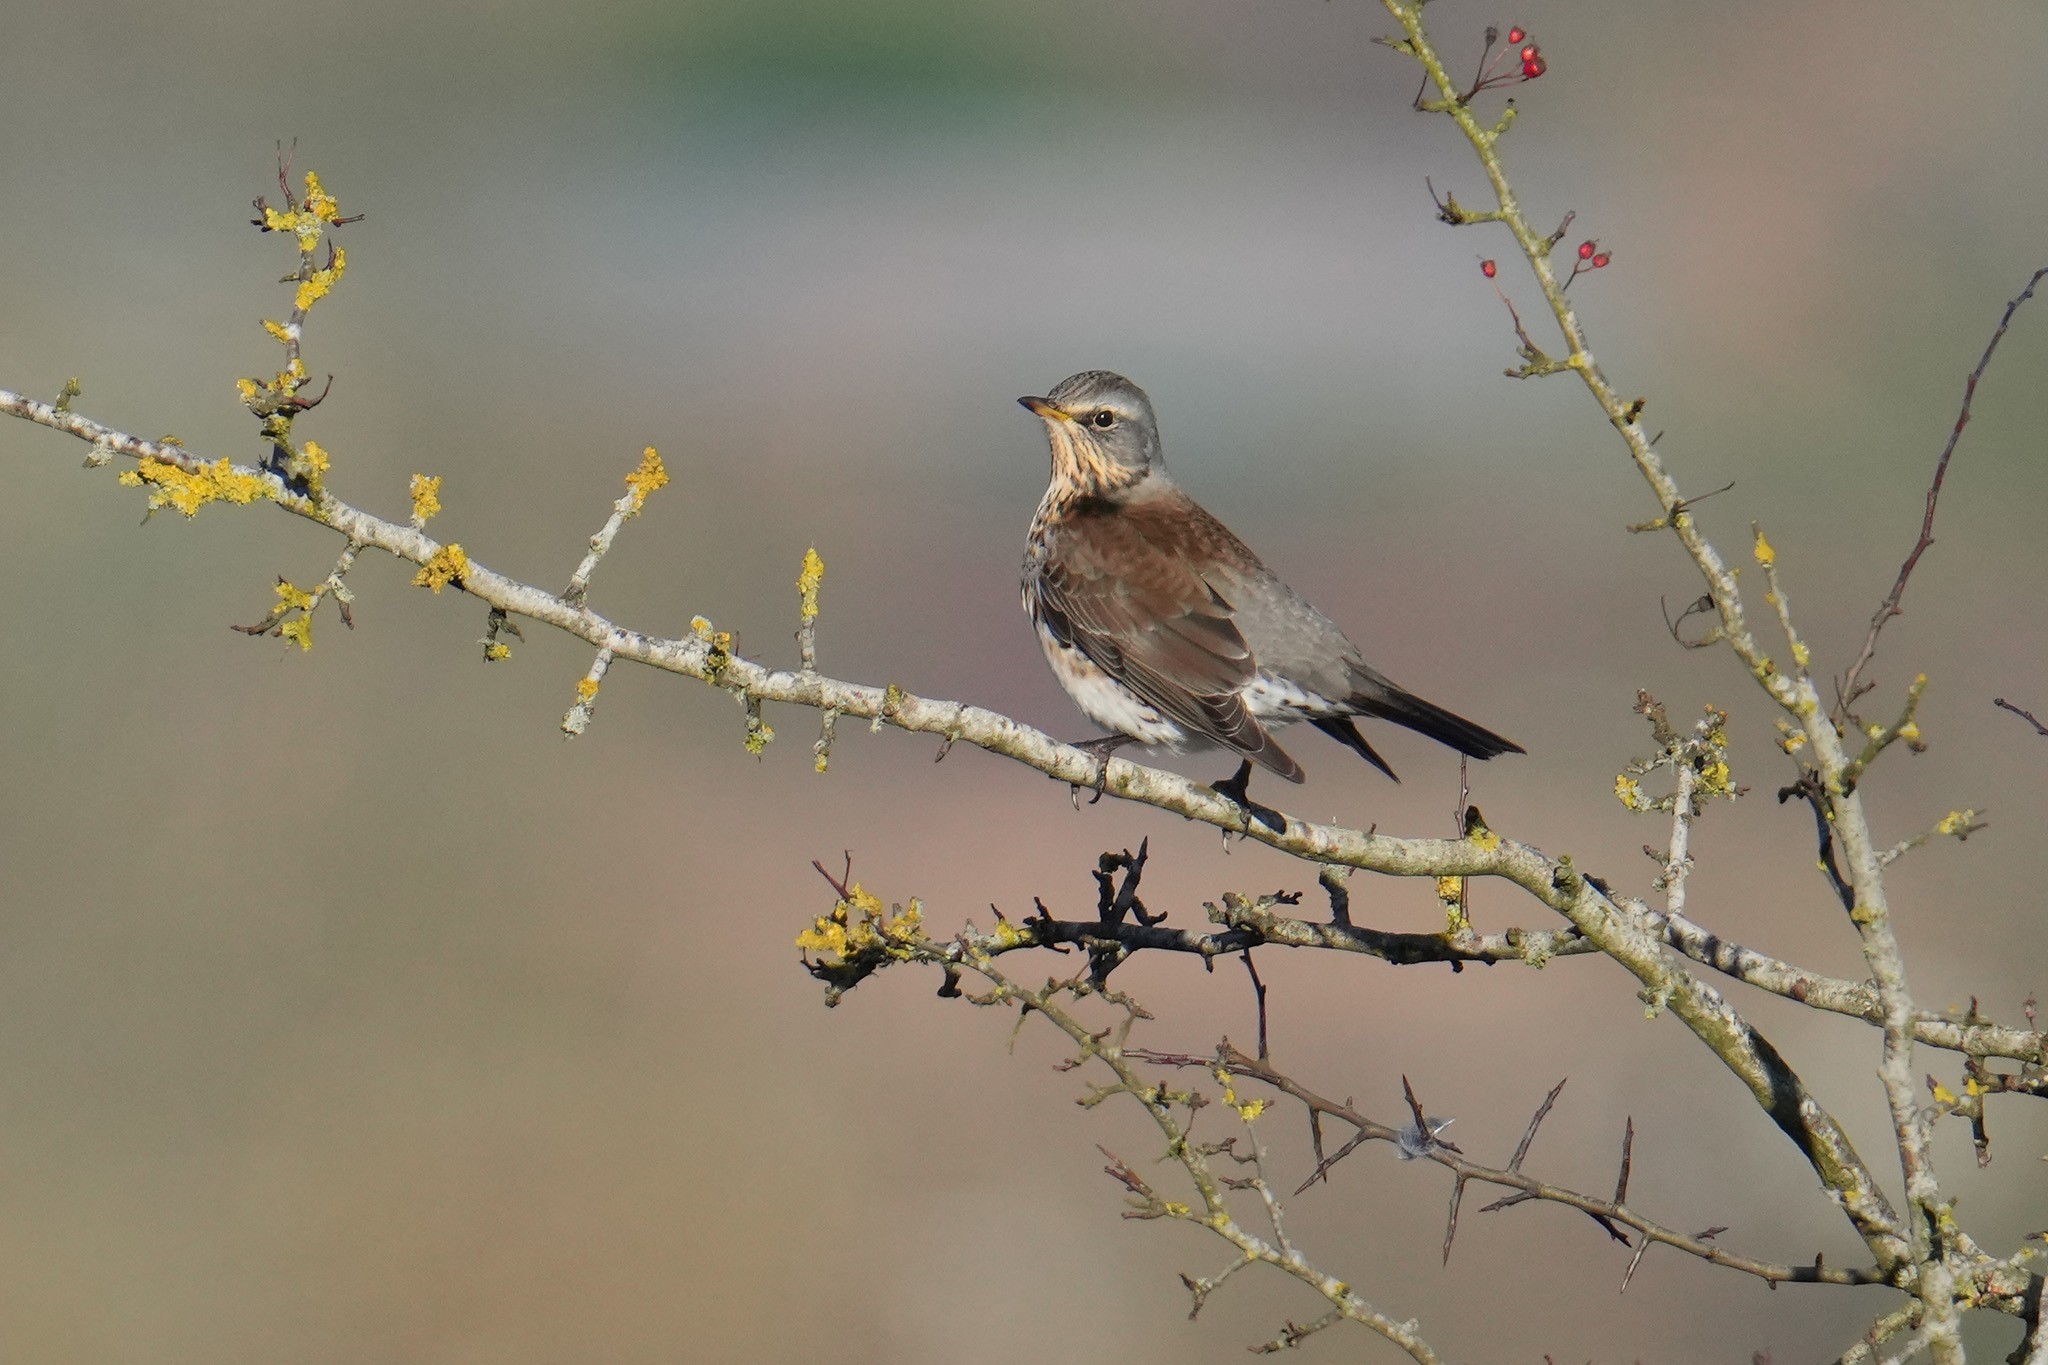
[1034,623,1188,747]
[1032,622,1334,752]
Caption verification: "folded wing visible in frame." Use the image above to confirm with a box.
[1033,496,1304,782]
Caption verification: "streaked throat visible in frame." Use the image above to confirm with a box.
[1043,423,1144,501]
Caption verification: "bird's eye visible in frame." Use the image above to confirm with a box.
[1091,411,1117,429]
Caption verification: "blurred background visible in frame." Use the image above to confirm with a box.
[3,0,2046,1359]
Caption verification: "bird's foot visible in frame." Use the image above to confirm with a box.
[1209,760,1286,834]
[1068,735,1137,805]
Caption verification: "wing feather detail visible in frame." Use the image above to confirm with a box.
[1032,493,1303,782]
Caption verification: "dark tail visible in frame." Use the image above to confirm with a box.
[1313,717,1401,783]
[1351,682,1525,763]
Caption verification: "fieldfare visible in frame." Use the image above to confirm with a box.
[1019,370,1522,804]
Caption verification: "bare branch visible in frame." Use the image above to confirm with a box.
[1993,698,2048,737]
[1837,265,2048,723]
[1241,952,1270,1061]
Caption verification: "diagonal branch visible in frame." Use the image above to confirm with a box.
[1836,266,2048,723]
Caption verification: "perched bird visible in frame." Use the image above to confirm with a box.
[1018,370,1522,802]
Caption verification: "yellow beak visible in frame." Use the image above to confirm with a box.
[1018,396,1070,421]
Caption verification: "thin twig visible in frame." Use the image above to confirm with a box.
[1836,265,2048,722]
[1242,951,1270,1061]
[1993,698,2048,736]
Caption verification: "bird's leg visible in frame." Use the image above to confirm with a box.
[1209,760,1286,834]
[1068,734,1137,805]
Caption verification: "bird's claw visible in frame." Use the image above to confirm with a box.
[1066,736,1133,806]
[1210,760,1286,835]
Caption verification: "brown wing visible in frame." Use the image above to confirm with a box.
[1033,493,1304,782]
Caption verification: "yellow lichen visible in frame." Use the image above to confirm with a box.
[412,544,470,593]
[1935,810,1974,836]
[744,715,775,756]
[303,171,340,223]
[1792,639,1811,668]
[279,615,314,651]
[235,378,261,402]
[262,319,293,345]
[699,625,733,674]
[409,473,443,525]
[1695,759,1733,797]
[576,677,601,703]
[1467,824,1501,852]
[1436,875,1470,936]
[117,456,271,518]
[1929,1080,1958,1106]
[1614,773,1645,809]
[794,883,925,964]
[296,440,330,490]
[294,247,345,311]
[483,642,512,662]
[274,580,316,614]
[1752,528,1776,566]
[624,446,668,513]
[797,547,826,624]
[1897,720,1921,743]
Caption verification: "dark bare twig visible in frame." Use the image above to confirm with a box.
[1539,209,1576,256]
[1242,952,1270,1060]
[1510,1079,1569,1171]
[1442,1175,1468,1265]
[1777,773,1855,911]
[1993,698,2048,736]
[1629,480,1736,534]
[811,852,854,901]
[979,853,2044,1065]
[1836,265,2048,722]
[1661,593,1722,650]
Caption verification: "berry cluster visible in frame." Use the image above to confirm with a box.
[1466,23,1546,98]
[1567,238,1613,288]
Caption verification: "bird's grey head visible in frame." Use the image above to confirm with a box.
[1018,370,1164,496]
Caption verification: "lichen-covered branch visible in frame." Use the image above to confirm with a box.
[977,847,2043,1066]
[1373,4,2009,1349]
[935,947,1447,1362]
[0,373,1949,1284]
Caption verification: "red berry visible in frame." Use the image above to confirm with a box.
[1520,44,1537,61]
[1507,26,1525,43]
[1591,252,1611,268]
[1521,53,1547,78]
[1578,240,1596,260]
[1481,259,1497,278]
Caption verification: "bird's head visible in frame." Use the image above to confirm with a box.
[1019,370,1164,496]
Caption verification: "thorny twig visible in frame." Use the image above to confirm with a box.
[1128,1043,1878,1288]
